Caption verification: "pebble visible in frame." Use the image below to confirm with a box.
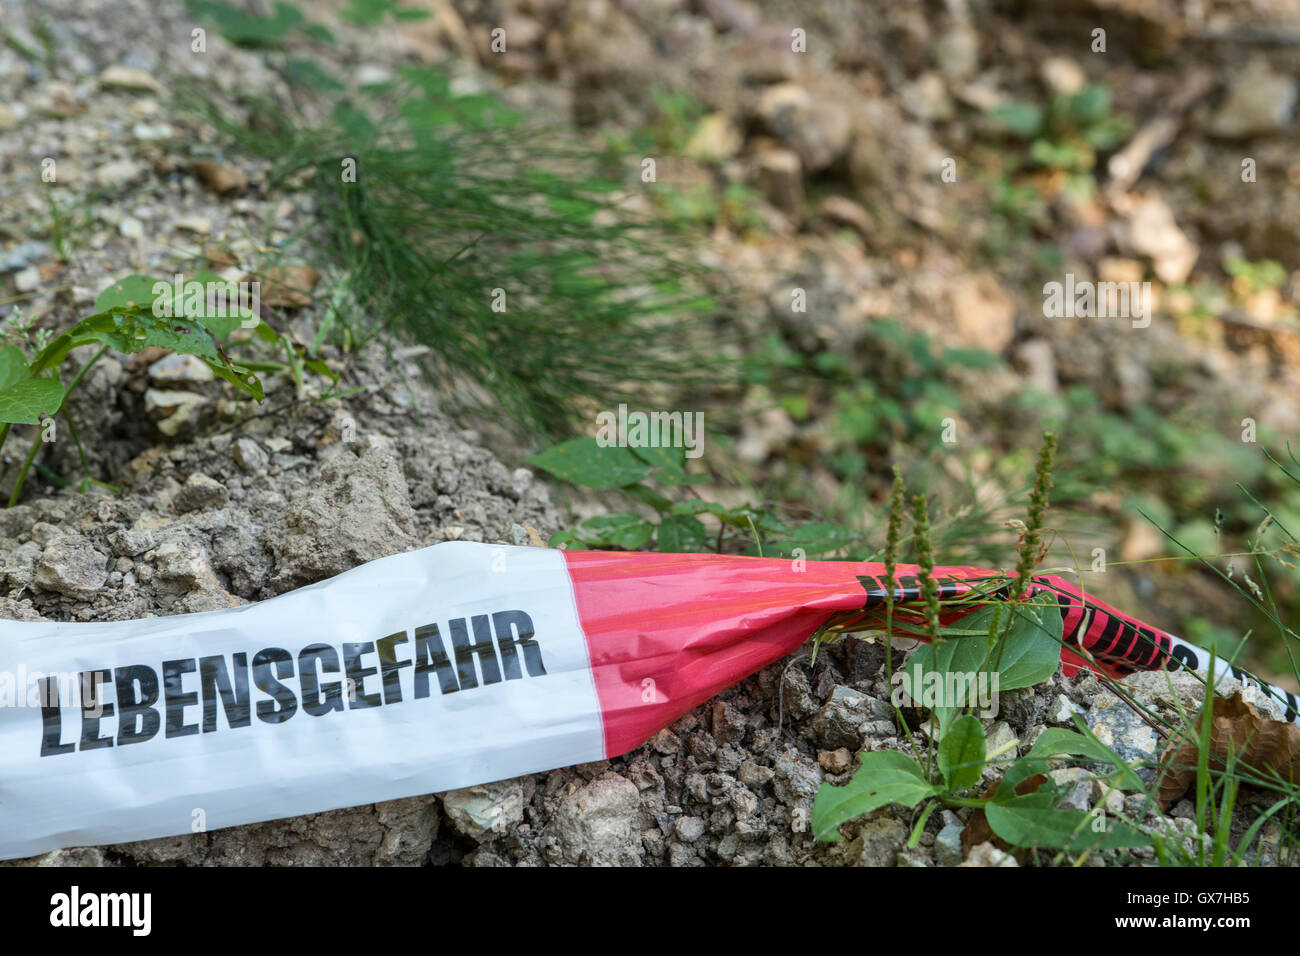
[441,779,525,841]
[13,266,40,292]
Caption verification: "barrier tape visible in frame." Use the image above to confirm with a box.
[0,541,1291,859]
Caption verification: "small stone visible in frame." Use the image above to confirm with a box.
[174,474,229,513]
[1086,694,1160,765]
[148,353,214,385]
[94,158,144,189]
[192,160,249,196]
[960,841,1018,867]
[174,216,213,235]
[809,685,872,750]
[755,149,804,214]
[1125,192,1198,285]
[684,113,742,162]
[951,273,1015,352]
[674,815,706,843]
[13,266,40,293]
[818,195,875,240]
[118,216,144,239]
[901,72,954,122]
[935,823,964,866]
[100,65,164,95]
[552,773,643,865]
[1211,56,1297,139]
[231,437,269,475]
[441,779,525,841]
[132,122,173,141]
[737,760,774,790]
[1040,56,1086,95]
[1046,694,1084,724]
[144,389,208,437]
[0,104,16,132]
[1048,767,1094,812]
[756,83,851,174]
[34,537,109,600]
[818,748,852,773]
[935,23,979,80]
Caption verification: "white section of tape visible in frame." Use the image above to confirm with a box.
[0,542,604,860]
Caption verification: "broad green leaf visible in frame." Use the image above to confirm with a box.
[574,513,654,550]
[0,377,65,425]
[938,714,986,794]
[986,796,1152,852]
[629,443,687,478]
[528,438,652,488]
[989,101,1043,137]
[95,275,162,313]
[32,309,263,401]
[0,346,28,391]
[812,750,940,842]
[657,514,707,553]
[989,601,1063,689]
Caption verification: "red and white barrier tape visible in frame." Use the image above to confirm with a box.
[0,541,1290,859]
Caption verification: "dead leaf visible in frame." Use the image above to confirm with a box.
[253,266,321,309]
[961,773,1046,860]
[1157,691,1300,811]
[203,245,239,270]
[191,160,248,196]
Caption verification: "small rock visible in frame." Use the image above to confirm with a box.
[935,23,979,80]
[1040,57,1086,96]
[1048,767,1094,812]
[848,818,908,867]
[809,685,872,750]
[551,773,643,865]
[0,104,16,132]
[441,779,525,841]
[34,537,108,600]
[12,266,40,293]
[960,841,1018,867]
[901,72,954,122]
[951,273,1015,352]
[1124,192,1198,285]
[818,748,852,773]
[818,195,875,240]
[674,815,706,843]
[1086,694,1160,765]
[935,822,964,866]
[100,65,164,96]
[737,760,774,790]
[1211,56,1297,139]
[1046,693,1084,724]
[144,389,208,437]
[148,353,214,385]
[755,84,851,174]
[118,216,144,239]
[174,474,229,513]
[192,160,248,196]
[94,159,144,189]
[755,148,804,214]
[684,113,742,162]
[231,437,269,475]
[175,216,213,235]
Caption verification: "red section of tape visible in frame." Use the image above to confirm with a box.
[563,551,994,758]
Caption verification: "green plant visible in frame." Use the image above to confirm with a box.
[0,273,295,505]
[989,84,1130,173]
[813,718,1152,855]
[180,62,725,439]
[527,437,797,554]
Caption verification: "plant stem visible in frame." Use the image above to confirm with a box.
[4,345,108,507]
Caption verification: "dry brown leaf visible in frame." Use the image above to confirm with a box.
[1156,691,1300,811]
[961,773,1046,860]
[254,266,321,309]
